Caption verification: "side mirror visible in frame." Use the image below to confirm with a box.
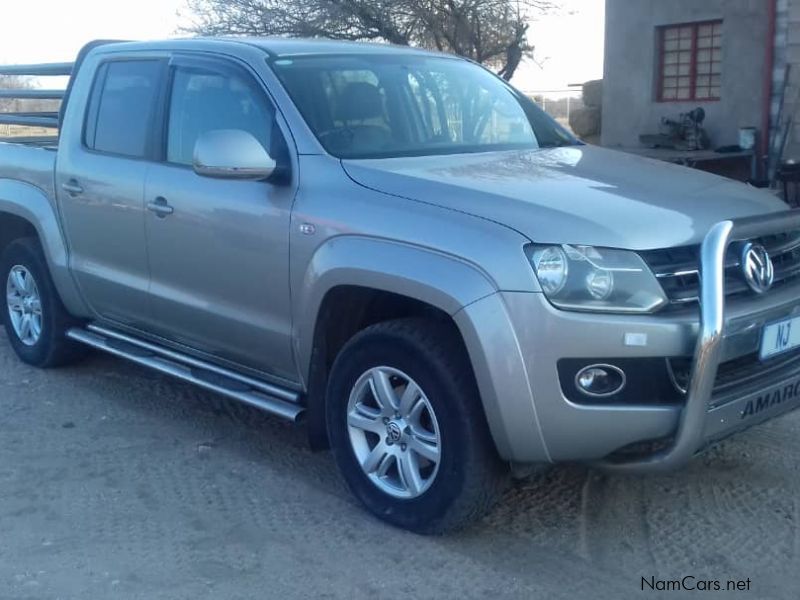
[192,129,276,180]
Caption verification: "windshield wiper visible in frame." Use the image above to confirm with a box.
[539,139,582,148]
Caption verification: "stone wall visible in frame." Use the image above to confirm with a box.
[569,80,603,141]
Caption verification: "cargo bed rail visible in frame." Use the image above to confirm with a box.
[0,62,72,129]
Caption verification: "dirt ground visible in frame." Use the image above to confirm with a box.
[1,328,799,600]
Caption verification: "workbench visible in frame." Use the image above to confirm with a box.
[619,147,757,181]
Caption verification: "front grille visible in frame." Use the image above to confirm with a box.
[668,347,800,399]
[641,230,800,308]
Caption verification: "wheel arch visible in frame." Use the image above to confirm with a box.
[0,179,89,317]
[296,236,497,451]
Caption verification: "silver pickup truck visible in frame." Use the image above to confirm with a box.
[2,38,799,533]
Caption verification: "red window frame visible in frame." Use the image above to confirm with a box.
[657,20,722,102]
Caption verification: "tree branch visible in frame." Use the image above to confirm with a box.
[181,0,558,80]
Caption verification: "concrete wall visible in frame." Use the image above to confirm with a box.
[785,0,800,160]
[772,0,800,162]
[602,0,770,149]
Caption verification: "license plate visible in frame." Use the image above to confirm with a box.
[760,315,800,360]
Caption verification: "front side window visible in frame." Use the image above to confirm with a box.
[167,67,275,165]
[658,21,722,102]
[86,60,162,157]
[272,54,575,159]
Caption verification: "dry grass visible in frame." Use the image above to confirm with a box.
[0,125,57,137]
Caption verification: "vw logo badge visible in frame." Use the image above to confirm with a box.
[386,422,403,443]
[741,242,774,294]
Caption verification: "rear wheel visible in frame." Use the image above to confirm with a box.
[326,318,507,534]
[1,238,85,367]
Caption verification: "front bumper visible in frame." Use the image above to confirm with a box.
[457,211,800,468]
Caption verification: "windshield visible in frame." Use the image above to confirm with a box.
[271,54,577,159]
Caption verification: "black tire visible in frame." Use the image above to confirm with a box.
[326,317,507,534]
[0,237,85,367]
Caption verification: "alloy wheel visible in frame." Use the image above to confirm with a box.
[346,366,442,499]
[6,265,43,347]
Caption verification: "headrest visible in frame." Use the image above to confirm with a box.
[336,82,384,122]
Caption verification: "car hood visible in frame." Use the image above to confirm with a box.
[341,145,786,250]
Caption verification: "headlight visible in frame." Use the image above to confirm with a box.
[527,244,667,313]
[532,245,568,294]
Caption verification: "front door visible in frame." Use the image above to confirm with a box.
[143,55,297,380]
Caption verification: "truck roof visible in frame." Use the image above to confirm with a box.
[0,37,457,134]
[97,37,448,59]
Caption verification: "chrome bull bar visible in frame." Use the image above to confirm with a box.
[600,210,800,472]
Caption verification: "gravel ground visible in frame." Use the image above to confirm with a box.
[1,328,800,600]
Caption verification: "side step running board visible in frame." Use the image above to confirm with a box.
[66,325,305,422]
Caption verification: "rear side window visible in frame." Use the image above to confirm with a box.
[166,67,275,165]
[85,60,162,158]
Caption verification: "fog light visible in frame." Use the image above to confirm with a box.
[575,364,626,397]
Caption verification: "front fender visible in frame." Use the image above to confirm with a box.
[294,235,497,381]
[295,235,551,462]
[0,179,89,317]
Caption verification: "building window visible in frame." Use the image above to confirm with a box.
[658,21,722,102]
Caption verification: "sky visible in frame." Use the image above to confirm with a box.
[0,0,604,93]
[515,0,606,93]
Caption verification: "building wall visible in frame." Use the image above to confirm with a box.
[786,0,800,159]
[602,0,771,149]
[772,0,800,162]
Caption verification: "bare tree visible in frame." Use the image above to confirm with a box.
[181,0,557,80]
[0,76,31,113]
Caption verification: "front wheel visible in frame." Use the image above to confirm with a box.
[326,318,507,534]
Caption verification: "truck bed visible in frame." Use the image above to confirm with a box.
[0,139,58,198]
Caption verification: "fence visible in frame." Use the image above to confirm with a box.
[524,89,584,131]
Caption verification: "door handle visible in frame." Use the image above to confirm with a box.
[147,197,174,218]
[61,180,84,195]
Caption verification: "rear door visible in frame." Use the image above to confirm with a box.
[56,58,166,327]
[142,55,297,380]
